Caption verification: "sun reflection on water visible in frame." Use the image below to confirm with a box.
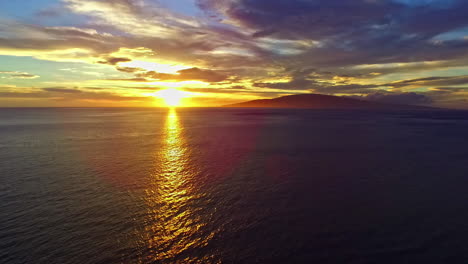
[140,108,217,263]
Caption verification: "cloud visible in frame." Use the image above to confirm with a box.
[310,84,379,94]
[430,87,468,93]
[360,91,433,105]
[0,21,120,61]
[98,57,132,65]
[116,66,145,73]
[0,86,153,103]
[105,77,151,82]
[254,78,314,90]
[2,0,468,107]
[198,0,468,70]
[0,71,40,79]
[253,71,379,93]
[135,67,228,82]
[214,0,400,40]
[422,87,468,108]
[183,85,249,94]
[202,0,468,44]
[42,87,83,93]
[387,75,468,88]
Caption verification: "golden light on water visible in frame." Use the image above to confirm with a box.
[141,109,216,263]
[155,89,190,107]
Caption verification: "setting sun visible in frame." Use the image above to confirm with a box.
[155,88,189,107]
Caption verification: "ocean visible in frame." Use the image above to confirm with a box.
[1,107,468,263]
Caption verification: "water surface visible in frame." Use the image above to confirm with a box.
[1,108,468,263]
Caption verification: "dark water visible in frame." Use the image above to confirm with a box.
[1,108,468,264]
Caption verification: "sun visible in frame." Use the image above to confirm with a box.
[155,88,189,107]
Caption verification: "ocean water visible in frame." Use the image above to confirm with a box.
[1,107,468,264]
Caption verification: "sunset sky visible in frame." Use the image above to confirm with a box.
[1,0,468,107]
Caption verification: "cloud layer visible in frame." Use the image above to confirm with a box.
[1,0,468,107]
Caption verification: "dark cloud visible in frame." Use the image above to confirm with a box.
[387,75,468,88]
[183,85,251,94]
[106,77,151,82]
[177,67,228,82]
[203,0,468,44]
[254,73,379,93]
[116,66,145,73]
[136,67,228,82]
[358,91,433,105]
[254,78,313,90]
[0,22,121,56]
[98,57,132,65]
[198,0,468,69]
[230,85,247,89]
[253,72,468,97]
[223,0,401,40]
[310,84,379,94]
[324,59,468,79]
[42,87,83,93]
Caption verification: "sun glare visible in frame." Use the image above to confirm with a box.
[155,89,189,107]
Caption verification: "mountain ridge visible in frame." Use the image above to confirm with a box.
[223,94,432,110]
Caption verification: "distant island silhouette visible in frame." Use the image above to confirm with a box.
[224,94,432,110]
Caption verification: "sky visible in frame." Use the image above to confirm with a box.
[1,0,468,107]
